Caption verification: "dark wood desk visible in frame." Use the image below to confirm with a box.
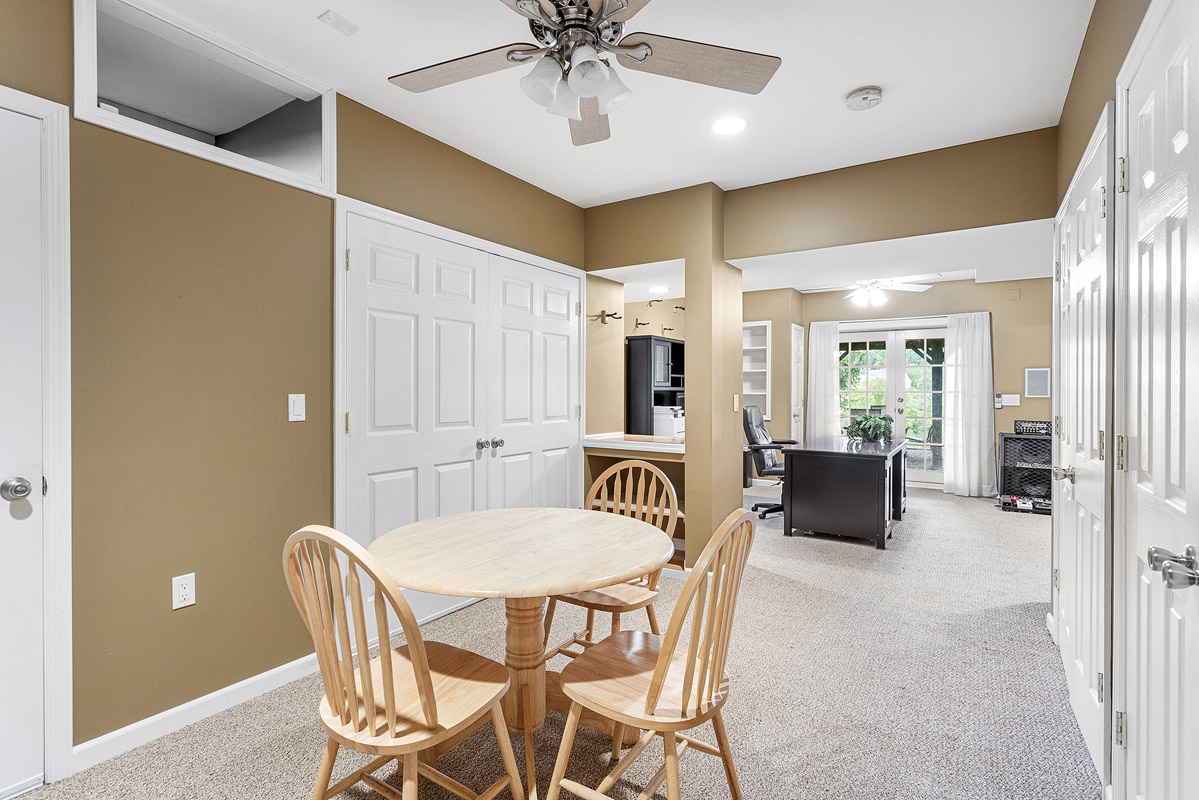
[781,436,907,549]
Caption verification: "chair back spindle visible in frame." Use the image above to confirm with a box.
[643,509,755,717]
[283,525,438,739]
[586,460,679,589]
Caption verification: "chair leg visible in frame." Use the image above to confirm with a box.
[312,737,339,800]
[545,701,582,800]
[543,598,557,648]
[662,730,682,800]
[584,609,596,643]
[645,604,660,636]
[402,752,418,800]
[712,711,743,800]
[491,703,526,800]
[610,722,625,761]
[611,612,621,637]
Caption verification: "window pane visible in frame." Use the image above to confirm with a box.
[839,369,849,391]
[906,445,927,470]
[927,419,943,445]
[846,367,867,392]
[906,366,925,390]
[931,391,944,418]
[930,366,944,391]
[907,417,927,440]
[869,393,887,409]
[906,393,928,418]
[927,338,945,365]
[839,394,849,416]
[849,346,867,367]
[850,393,868,413]
[838,343,850,365]
[928,446,944,472]
[868,367,886,390]
[905,339,927,365]
[868,342,887,366]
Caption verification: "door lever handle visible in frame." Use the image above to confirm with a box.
[1053,465,1076,484]
[1162,561,1199,590]
[1148,545,1198,571]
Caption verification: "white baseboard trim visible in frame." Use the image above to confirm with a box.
[658,565,692,581]
[1,773,44,800]
[70,596,481,776]
[1045,612,1058,644]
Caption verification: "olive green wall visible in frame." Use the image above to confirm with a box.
[624,298,686,340]
[586,275,626,435]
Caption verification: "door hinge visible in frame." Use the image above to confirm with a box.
[1097,671,1104,703]
[1116,435,1127,470]
[1053,568,1060,590]
[1054,415,1061,438]
[1099,184,1107,219]
[1114,711,1127,746]
[1054,261,1061,281]
[576,300,582,316]
[42,476,48,496]
[345,249,351,271]
[345,412,351,433]
[1098,430,1105,460]
[1117,157,1129,193]
[577,404,582,420]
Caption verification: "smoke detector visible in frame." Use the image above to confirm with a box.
[846,86,883,111]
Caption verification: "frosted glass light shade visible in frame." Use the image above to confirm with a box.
[520,56,561,108]
[567,44,609,98]
[546,77,582,120]
[598,68,632,114]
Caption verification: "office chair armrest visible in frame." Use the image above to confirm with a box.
[774,439,798,445]
[746,443,786,451]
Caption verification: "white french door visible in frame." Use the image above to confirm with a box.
[0,105,46,799]
[1051,103,1114,782]
[838,328,946,484]
[791,324,805,441]
[1113,1,1199,797]
[486,254,582,509]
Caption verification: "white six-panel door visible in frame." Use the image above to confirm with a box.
[1051,102,1114,781]
[1114,1,1199,797]
[487,254,582,510]
[0,105,46,799]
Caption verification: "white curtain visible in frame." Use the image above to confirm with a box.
[943,312,997,497]
[806,321,841,440]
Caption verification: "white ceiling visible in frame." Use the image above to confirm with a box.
[145,0,1096,207]
[597,219,1054,300]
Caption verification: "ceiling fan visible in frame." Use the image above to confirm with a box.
[805,279,934,307]
[388,0,782,146]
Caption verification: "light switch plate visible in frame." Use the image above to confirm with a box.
[733,395,740,413]
[172,573,195,610]
[1001,393,1022,407]
[288,393,306,422]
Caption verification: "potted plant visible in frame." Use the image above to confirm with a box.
[845,414,894,442]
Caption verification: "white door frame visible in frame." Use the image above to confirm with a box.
[0,84,73,784]
[332,196,588,537]
[791,323,805,442]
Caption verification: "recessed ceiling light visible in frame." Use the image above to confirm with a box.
[846,86,883,111]
[710,116,748,136]
[648,286,670,294]
[318,9,361,37]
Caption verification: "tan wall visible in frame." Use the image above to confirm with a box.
[0,0,72,106]
[725,128,1059,260]
[624,298,686,340]
[799,278,1053,437]
[586,275,625,435]
[1057,0,1153,199]
[70,122,333,743]
[337,98,584,268]
[742,289,802,441]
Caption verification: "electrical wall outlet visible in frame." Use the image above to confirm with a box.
[733,395,740,412]
[172,573,195,610]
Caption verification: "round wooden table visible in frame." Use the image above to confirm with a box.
[367,507,674,736]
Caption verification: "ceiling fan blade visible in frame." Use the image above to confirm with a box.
[389,44,541,93]
[569,96,611,146]
[615,33,781,94]
[886,283,934,292]
[608,0,653,22]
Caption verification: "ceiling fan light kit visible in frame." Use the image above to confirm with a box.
[388,0,782,146]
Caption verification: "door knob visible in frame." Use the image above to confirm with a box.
[1148,545,1198,571]
[476,438,490,451]
[1053,465,1076,484]
[491,438,506,449]
[0,476,33,502]
[1162,561,1199,590]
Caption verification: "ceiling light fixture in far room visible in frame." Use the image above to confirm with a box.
[847,285,888,307]
[846,85,883,111]
[711,116,748,136]
[648,285,670,294]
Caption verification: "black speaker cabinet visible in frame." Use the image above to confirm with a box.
[998,432,1052,514]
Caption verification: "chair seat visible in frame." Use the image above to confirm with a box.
[554,579,659,612]
[320,640,509,755]
[560,630,729,731]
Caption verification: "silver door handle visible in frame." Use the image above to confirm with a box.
[491,438,505,449]
[1148,545,1198,571]
[476,438,490,450]
[1053,466,1076,484]
[0,476,32,502]
[1162,561,1199,590]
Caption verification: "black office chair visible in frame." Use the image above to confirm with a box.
[743,404,797,519]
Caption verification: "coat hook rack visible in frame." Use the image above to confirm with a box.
[595,310,622,324]
[647,299,663,306]
[634,318,650,329]
[674,305,686,311]
[662,326,675,334]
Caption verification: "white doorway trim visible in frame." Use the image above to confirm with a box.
[0,84,73,784]
[331,195,588,538]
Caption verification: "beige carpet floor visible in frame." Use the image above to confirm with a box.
[28,489,1100,800]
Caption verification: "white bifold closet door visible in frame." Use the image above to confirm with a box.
[344,212,582,602]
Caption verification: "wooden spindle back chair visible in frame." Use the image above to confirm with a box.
[545,460,680,657]
[545,509,756,800]
[283,525,524,800]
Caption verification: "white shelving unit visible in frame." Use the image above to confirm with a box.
[743,320,771,419]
